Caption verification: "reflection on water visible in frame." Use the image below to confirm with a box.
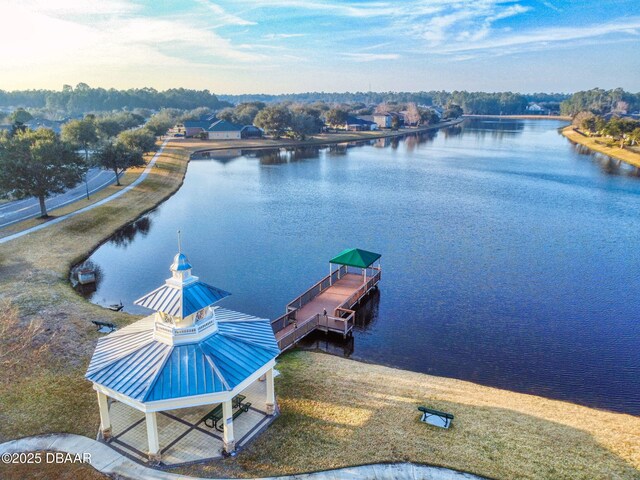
[110,216,153,248]
[191,149,245,164]
[81,119,640,415]
[569,142,640,177]
[75,215,154,305]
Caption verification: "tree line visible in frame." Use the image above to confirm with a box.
[572,111,640,148]
[0,83,231,116]
[0,84,571,117]
[560,88,640,117]
[219,91,568,114]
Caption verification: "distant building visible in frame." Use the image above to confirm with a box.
[25,118,65,134]
[526,103,546,113]
[241,125,263,138]
[181,120,211,137]
[373,113,392,128]
[170,119,262,140]
[206,120,247,140]
[345,116,378,131]
[372,112,404,129]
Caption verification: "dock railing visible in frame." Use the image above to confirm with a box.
[328,307,355,336]
[270,310,296,334]
[335,268,381,316]
[286,265,348,311]
[277,313,319,351]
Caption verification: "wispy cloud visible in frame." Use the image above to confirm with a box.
[405,2,531,46]
[19,0,140,16]
[236,0,398,18]
[438,17,640,54]
[263,33,306,39]
[342,53,400,62]
[194,0,256,26]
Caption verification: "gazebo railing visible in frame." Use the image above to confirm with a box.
[154,315,218,338]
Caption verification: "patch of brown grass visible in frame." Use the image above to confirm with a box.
[179,351,640,480]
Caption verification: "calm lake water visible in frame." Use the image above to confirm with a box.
[81,119,640,415]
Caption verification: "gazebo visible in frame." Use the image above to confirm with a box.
[85,249,280,465]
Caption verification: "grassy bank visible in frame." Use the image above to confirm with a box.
[0,124,638,480]
[0,142,192,442]
[562,126,640,168]
[175,118,463,154]
[178,351,639,480]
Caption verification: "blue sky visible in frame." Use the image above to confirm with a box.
[0,0,638,93]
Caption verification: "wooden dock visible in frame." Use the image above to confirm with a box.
[271,264,381,352]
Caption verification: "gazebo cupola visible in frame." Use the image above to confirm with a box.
[86,236,280,464]
[134,249,231,345]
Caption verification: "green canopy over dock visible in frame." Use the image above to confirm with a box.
[330,248,381,269]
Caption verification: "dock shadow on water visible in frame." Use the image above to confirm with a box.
[79,119,640,415]
[297,289,380,357]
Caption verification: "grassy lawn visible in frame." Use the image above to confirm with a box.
[0,142,191,442]
[175,351,640,480]
[562,126,640,168]
[0,134,638,480]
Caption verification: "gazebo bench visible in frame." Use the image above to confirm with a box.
[418,406,454,429]
[202,395,251,431]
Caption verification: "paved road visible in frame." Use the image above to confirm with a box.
[0,168,117,229]
[0,140,168,245]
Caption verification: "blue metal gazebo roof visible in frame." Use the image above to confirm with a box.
[134,281,231,318]
[85,309,279,402]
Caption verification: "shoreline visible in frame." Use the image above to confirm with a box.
[180,118,464,154]
[561,126,640,168]
[464,114,571,120]
[0,119,638,478]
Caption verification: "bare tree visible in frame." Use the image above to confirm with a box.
[405,102,421,126]
[375,102,392,114]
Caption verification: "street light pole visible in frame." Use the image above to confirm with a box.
[85,171,90,200]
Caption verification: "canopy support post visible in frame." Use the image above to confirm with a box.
[96,391,111,440]
[266,367,276,415]
[222,400,236,453]
[145,412,161,463]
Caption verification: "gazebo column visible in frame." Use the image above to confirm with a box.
[266,367,276,415]
[222,400,235,453]
[96,391,111,439]
[145,412,162,463]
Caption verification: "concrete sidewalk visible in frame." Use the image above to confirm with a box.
[0,433,485,480]
[0,140,169,245]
